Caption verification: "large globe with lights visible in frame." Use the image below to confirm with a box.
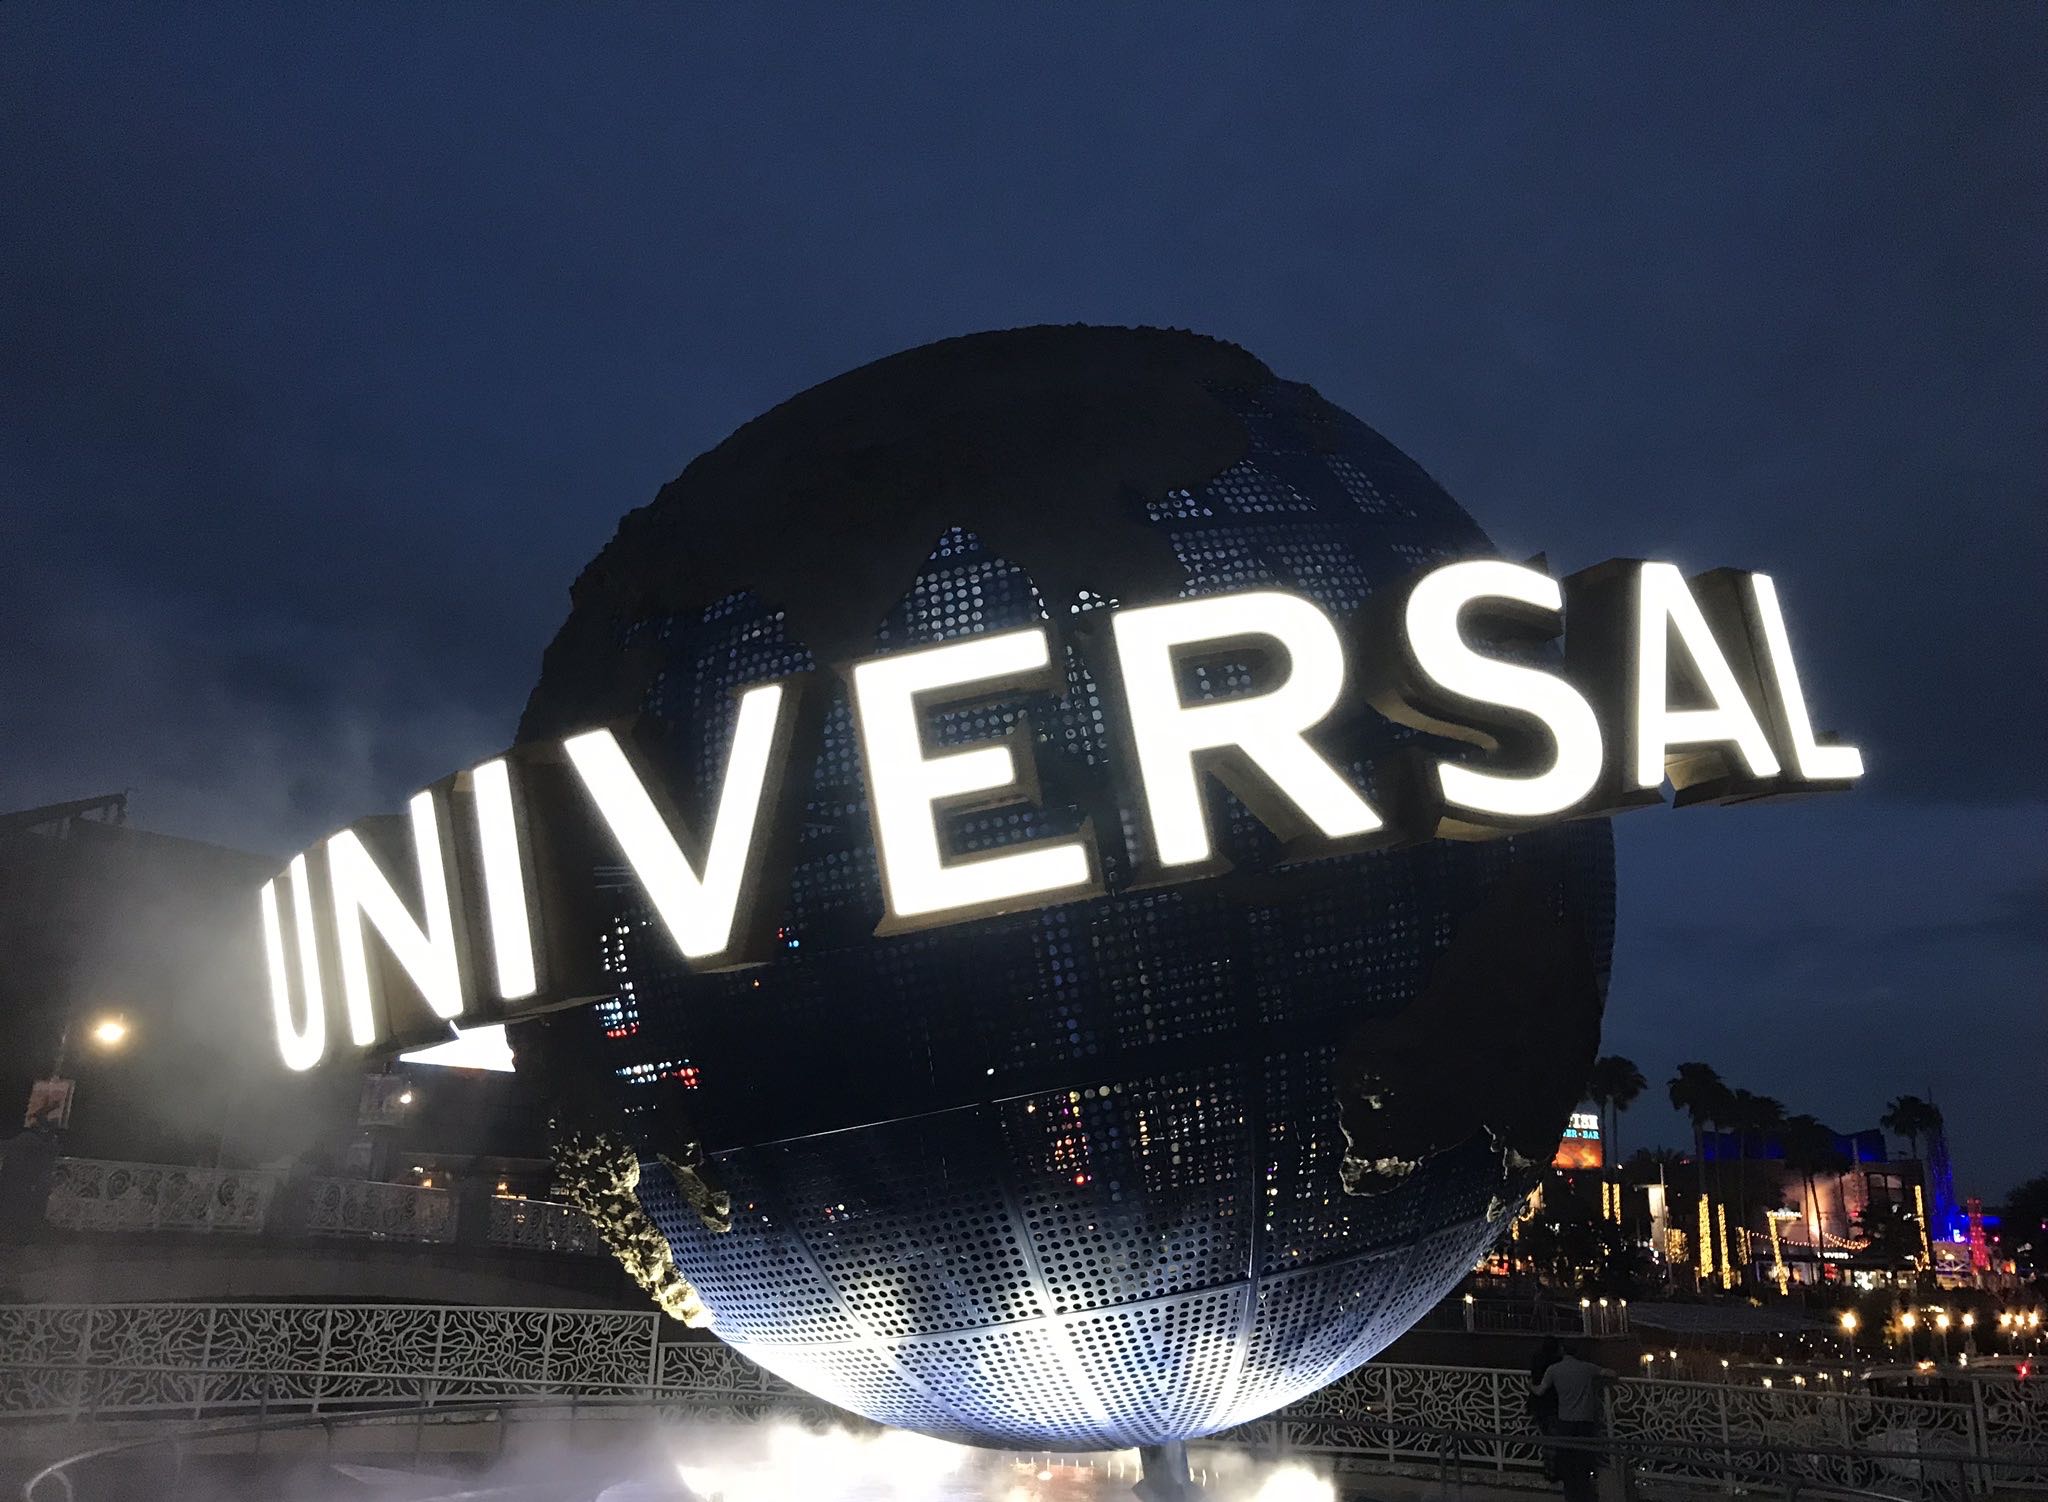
[515,326,1614,1450]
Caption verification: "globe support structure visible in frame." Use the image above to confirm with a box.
[1134,1441,1195,1502]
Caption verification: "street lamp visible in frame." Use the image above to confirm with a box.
[51,1012,132,1074]
[27,1013,136,1131]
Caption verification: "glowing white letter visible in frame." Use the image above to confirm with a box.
[851,628,1095,925]
[471,757,537,999]
[564,683,788,961]
[1635,562,1780,790]
[1748,573,1863,783]
[328,791,464,1045]
[1112,591,1382,867]
[261,853,326,1071]
[1405,560,1604,820]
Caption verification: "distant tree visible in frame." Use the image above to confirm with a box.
[1783,1114,1853,1249]
[1514,1170,1638,1292]
[1726,1090,1786,1157]
[1880,1096,1944,1162]
[1668,1063,1731,1200]
[1619,1147,1691,1277]
[1724,1089,1786,1280]
[1857,1198,1924,1274]
[2005,1174,2048,1271]
[1622,1146,1689,1185]
[1591,1219,1648,1298]
[1586,1055,1646,1172]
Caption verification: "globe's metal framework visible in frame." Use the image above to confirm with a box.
[518,328,1616,1450]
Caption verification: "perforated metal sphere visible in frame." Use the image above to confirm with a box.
[517,327,1614,1450]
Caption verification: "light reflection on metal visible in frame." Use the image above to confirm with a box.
[400,1022,515,1072]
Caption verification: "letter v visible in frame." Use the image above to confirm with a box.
[563,683,791,966]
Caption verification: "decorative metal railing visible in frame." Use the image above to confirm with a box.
[0,1303,811,1424]
[1,1302,2041,1495]
[38,1157,605,1255]
[1231,1361,2030,1496]
[487,1195,607,1256]
[302,1177,455,1243]
[43,1160,279,1236]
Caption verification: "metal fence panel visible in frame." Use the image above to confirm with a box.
[1,1301,2042,1496]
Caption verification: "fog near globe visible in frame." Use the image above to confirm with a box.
[44,1418,1335,1502]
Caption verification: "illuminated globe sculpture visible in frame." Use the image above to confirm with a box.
[516,326,1614,1451]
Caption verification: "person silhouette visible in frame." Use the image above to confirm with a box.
[1528,1334,1565,1481]
[1533,1341,1615,1501]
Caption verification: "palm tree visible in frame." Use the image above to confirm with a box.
[1622,1146,1689,1183]
[1668,1063,1730,1198]
[1586,1055,1647,1172]
[1725,1090,1785,1153]
[1724,1089,1785,1281]
[1783,1114,1852,1249]
[1880,1096,1944,1163]
[1668,1063,1731,1285]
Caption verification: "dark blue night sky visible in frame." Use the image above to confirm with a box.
[2,9,2040,1191]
